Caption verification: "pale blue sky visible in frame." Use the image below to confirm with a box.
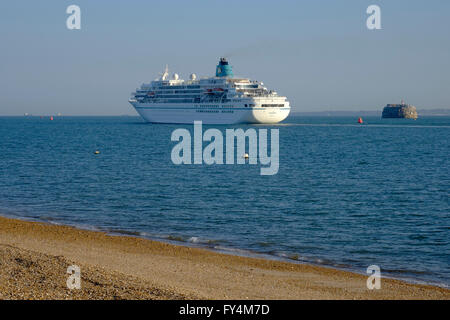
[0,0,449,115]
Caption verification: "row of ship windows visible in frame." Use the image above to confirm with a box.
[139,90,202,94]
[261,104,284,107]
[163,90,203,94]
[155,84,231,89]
[174,90,202,93]
[200,80,227,84]
[141,94,236,99]
[141,90,203,94]
[147,84,255,90]
[140,99,233,104]
[141,90,233,95]
[146,85,237,90]
[196,110,220,113]
[144,99,197,103]
[146,94,201,98]
[155,85,201,89]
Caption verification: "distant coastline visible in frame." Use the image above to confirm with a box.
[2,109,450,118]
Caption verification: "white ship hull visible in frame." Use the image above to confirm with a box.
[131,102,290,124]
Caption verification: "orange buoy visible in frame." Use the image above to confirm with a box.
[358,117,363,124]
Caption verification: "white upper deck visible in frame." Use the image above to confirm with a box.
[131,59,285,104]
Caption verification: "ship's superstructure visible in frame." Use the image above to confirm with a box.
[129,58,290,124]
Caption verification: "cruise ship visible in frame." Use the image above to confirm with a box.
[129,58,290,124]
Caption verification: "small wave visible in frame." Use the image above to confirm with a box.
[270,251,307,262]
[213,246,256,256]
[166,235,186,242]
[188,237,219,245]
[188,236,200,243]
[108,229,142,237]
[138,232,153,237]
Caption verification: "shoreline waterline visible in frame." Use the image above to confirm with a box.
[1,215,449,299]
[1,212,448,290]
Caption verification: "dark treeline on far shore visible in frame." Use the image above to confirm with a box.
[3,109,449,117]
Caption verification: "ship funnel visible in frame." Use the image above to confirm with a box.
[216,57,234,78]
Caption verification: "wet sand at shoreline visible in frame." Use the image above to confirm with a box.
[0,216,448,300]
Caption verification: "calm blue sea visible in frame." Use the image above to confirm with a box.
[0,115,449,287]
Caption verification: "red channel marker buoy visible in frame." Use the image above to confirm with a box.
[358,117,363,124]
[50,116,54,121]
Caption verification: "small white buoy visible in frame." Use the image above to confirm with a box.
[243,153,249,159]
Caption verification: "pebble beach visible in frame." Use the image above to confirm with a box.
[0,216,448,300]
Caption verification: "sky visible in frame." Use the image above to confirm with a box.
[0,0,449,115]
